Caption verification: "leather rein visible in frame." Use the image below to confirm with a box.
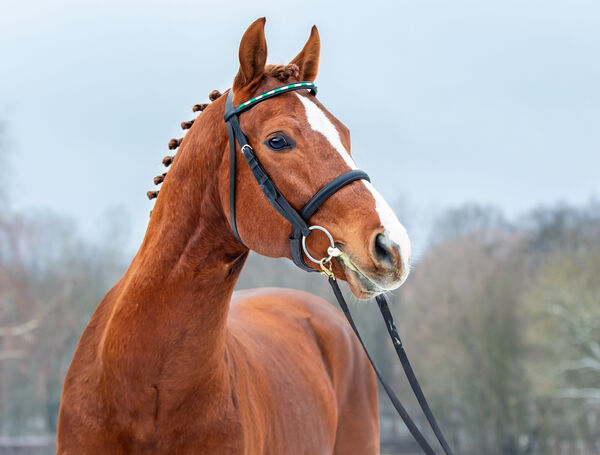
[224,82,454,455]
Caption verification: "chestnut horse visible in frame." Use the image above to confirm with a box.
[57,18,411,454]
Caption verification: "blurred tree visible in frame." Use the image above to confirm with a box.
[428,203,511,247]
[389,203,600,454]
[0,209,126,434]
[395,233,532,453]
[0,120,127,438]
[522,221,600,453]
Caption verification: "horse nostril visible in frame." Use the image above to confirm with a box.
[374,233,395,266]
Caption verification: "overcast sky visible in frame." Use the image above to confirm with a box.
[1,0,599,254]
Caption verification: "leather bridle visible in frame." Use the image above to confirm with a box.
[224,82,454,455]
[224,82,369,272]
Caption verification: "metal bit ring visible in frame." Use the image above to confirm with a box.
[301,225,336,264]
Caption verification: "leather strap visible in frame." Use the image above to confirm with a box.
[330,277,454,455]
[226,90,312,245]
[328,278,437,454]
[225,89,370,267]
[225,91,245,246]
[289,169,371,272]
[224,82,317,121]
[376,295,455,455]
[299,170,370,220]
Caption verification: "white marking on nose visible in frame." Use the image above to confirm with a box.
[363,181,412,280]
[296,94,412,281]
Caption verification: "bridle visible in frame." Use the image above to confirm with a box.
[224,83,454,455]
[224,81,369,272]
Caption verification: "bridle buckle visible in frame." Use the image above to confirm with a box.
[240,144,253,157]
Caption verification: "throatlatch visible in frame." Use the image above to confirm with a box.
[224,82,454,455]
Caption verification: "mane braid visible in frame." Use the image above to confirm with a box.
[153,173,167,185]
[181,120,194,130]
[209,90,222,101]
[168,138,182,150]
[265,63,300,82]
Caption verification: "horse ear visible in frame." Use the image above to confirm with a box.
[234,18,267,91]
[290,26,320,82]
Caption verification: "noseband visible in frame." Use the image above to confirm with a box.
[223,83,454,455]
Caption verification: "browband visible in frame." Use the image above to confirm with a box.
[224,82,317,121]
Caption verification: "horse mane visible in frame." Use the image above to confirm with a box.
[147,63,301,205]
[263,63,301,83]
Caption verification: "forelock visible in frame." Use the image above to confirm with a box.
[264,64,301,83]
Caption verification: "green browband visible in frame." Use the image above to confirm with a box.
[224,82,317,121]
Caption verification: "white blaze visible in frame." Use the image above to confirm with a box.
[295,93,357,171]
[295,93,412,278]
[364,181,412,272]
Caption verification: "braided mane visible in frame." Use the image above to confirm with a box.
[147,64,301,206]
[264,63,300,82]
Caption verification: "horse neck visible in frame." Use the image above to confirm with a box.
[98,94,246,407]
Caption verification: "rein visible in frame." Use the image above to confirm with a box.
[224,83,454,455]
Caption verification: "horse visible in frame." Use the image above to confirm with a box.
[57,18,412,454]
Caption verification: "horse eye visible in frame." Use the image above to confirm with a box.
[267,136,291,151]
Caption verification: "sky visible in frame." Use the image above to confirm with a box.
[1,0,599,255]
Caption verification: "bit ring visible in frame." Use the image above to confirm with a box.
[301,225,336,264]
